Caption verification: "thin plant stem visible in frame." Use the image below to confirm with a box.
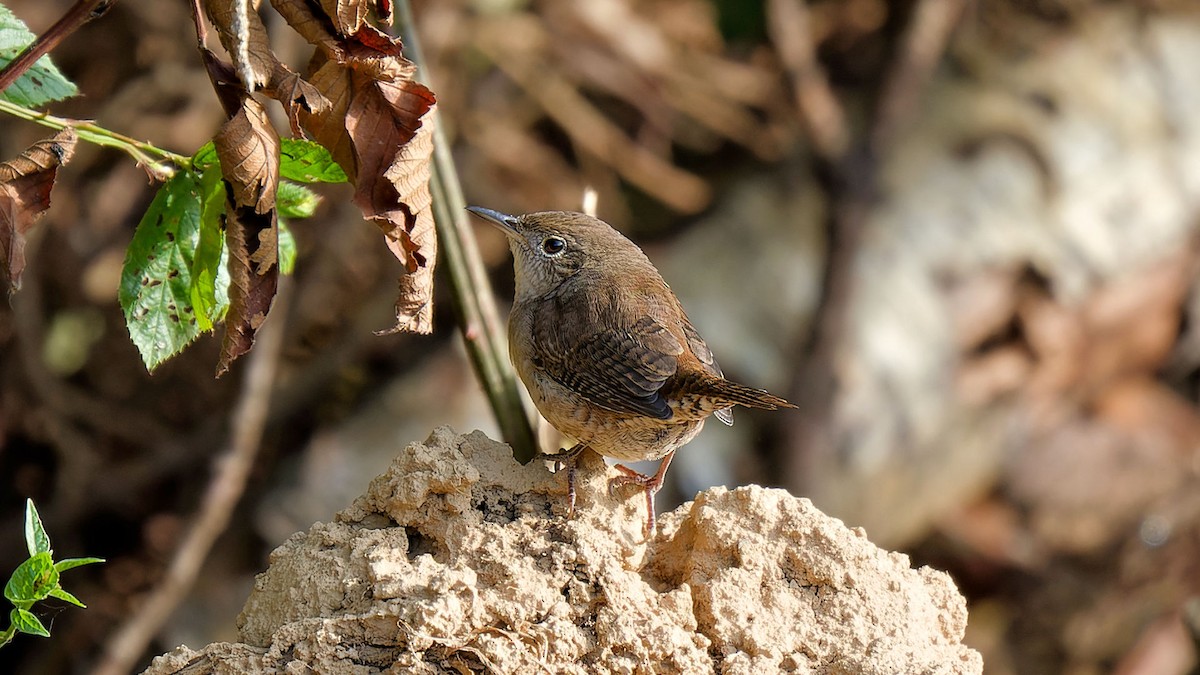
[0,99,189,176]
[93,280,293,675]
[395,0,538,462]
[0,0,115,94]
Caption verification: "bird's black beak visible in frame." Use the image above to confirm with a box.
[466,206,521,236]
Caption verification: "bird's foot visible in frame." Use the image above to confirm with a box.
[609,451,676,540]
[545,443,586,519]
[608,464,660,494]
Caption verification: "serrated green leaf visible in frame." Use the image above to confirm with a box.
[5,552,58,603]
[23,499,50,556]
[190,164,227,331]
[10,608,49,637]
[47,586,85,608]
[280,139,347,183]
[53,557,104,573]
[0,5,78,107]
[278,220,296,275]
[277,181,321,219]
[192,141,218,170]
[119,171,207,371]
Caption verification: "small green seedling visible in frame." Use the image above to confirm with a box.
[1,499,103,648]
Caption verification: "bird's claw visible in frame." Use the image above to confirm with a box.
[607,464,655,496]
[545,443,587,520]
[609,464,662,538]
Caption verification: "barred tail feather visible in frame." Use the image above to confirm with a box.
[700,377,796,411]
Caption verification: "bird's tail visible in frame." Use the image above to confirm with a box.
[694,376,796,411]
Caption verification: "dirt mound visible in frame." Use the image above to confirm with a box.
[144,427,981,674]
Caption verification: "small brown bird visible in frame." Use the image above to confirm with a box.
[467,207,795,537]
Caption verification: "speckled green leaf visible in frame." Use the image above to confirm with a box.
[0,5,77,106]
[280,139,347,183]
[4,552,56,603]
[119,171,207,372]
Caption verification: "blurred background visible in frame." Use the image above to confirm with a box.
[2,0,1200,672]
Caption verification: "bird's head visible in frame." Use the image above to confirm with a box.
[467,207,643,300]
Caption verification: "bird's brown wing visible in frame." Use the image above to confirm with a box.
[545,315,683,420]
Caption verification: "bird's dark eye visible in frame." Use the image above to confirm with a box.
[541,236,566,256]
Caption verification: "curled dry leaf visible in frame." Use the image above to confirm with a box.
[218,199,279,376]
[0,128,77,293]
[319,0,370,36]
[202,0,275,90]
[295,31,437,334]
[265,62,332,136]
[272,0,414,81]
[215,96,281,212]
[203,0,330,133]
[270,0,344,61]
[298,56,355,182]
[204,49,283,375]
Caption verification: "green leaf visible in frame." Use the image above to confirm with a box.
[192,141,218,170]
[0,5,78,107]
[5,552,58,603]
[280,139,348,183]
[278,220,297,275]
[190,163,228,330]
[277,181,321,219]
[23,499,50,556]
[119,171,207,371]
[10,608,49,638]
[53,557,104,573]
[48,587,85,608]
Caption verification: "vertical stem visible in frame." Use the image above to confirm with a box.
[395,0,538,462]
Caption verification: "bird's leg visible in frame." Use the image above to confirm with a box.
[609,450,677,538]
[544,442,587,518]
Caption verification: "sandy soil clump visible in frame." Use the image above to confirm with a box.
[144,426,981,674]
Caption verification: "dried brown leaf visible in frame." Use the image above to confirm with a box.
[297,27,437,333]
[265,61,332,136]
[320,0,370,35]
[345,25,417,82]
[297,57,355,181]
[348,74,436,333]
[381,259,433,335]
[0,129,77,182]
[0,129,77,293]
[215,96,281,213]
[202,0,277,90]
[376,0,393,26]
[270,0,343,56]
[202,47,248,115]
[206,51,283,375]
[270,0,411,80]
[218,202,279,376]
